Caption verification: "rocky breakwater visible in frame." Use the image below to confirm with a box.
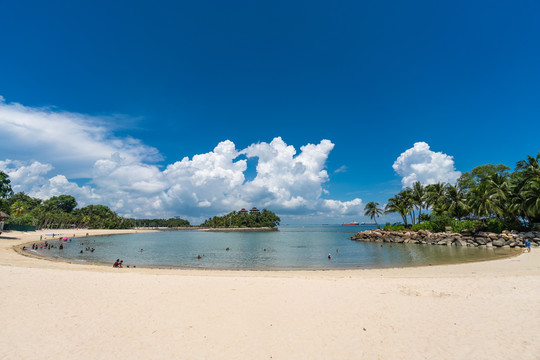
[350,229,540,248]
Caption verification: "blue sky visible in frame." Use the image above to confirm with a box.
[0,1,539,224]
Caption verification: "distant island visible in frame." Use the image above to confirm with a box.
[200,207,280,229]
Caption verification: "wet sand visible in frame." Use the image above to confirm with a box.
[1,229,539,359]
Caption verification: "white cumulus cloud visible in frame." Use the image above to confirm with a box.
[393,142,461,188]
[0,97,365,222]
[0,97,160,178]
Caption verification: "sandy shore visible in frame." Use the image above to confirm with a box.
[1,229,539,359]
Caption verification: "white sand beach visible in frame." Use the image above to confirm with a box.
[1,229,539,359]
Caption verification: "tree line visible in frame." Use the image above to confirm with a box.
[364,152,540,232]
[201,209,281,228]
[0,174,190,229]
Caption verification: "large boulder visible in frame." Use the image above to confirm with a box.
[476,237,487,245]
[492,239,505,247]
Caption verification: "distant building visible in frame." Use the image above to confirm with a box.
[239,208,248,214]
[249,207,260,214]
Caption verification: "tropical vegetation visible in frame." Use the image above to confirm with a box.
[364,201,383,227]
[0,172,190,229]
[201,209,280,228]
[383,152,540,233]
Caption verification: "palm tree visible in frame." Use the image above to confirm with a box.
[516,152,540,178]
[385,194,412,227]
[10,200,25,216]
[515,152,540,225]
[468,182,498,219]
[399,189,416,225]
[411,182,427,223]
[426,183,446,214]
[440,184,469,220]
[364,202,383,227]
[522,177,540,221]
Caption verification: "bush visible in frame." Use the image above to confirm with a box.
[383,224,406,231]
[6,213,36,226]
[429,214,453,233]
[450,220,479,233]
[486,219,505,233]
[411,222,434,231]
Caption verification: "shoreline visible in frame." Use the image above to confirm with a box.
[1,228,539,359]
[10,228,523,271]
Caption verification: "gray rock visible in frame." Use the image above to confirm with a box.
[492,239,505,247]
[476,237,487,245]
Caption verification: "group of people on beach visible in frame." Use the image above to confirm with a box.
[113,259,136,268]
[31,241,63,250]
[113,259,123,267]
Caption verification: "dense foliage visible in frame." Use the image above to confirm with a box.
[201,209,280,228]
[0,171,13,199]
[134,218,191,228]
[0,176,190,229]
[382,152,540,232]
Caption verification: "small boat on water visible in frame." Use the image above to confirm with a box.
[361,222,376,225]
[342,222,360,226]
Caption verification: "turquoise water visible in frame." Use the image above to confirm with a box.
[33,225,518,270]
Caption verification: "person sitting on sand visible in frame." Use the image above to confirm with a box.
[113,259,119,267]
[118,260,123,268]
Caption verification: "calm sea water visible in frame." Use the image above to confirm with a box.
[33,225,518,270]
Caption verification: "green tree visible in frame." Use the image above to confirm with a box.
[43,195,77,213]
[385,193,411,227]
[515,152,540,225]
[426,183,446,213]
[10,200,26,216]
[411,182,427,223]
[0,171,13,199]
[457,164,510,193]
[440,184,469,220]
[364,201,383,227]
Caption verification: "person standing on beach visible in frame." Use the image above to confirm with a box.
[525,240,531,252]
